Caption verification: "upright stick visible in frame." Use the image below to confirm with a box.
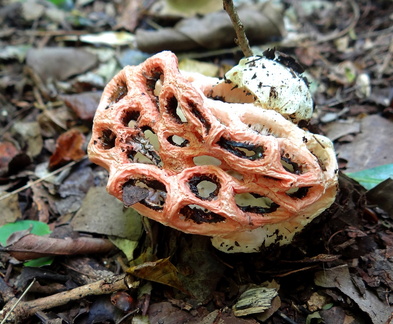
[223,0,253,57]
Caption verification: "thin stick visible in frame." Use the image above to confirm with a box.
[0,274,134,323]
[0,157,86,202]
[0,279,36,324]
[223,0,253,57]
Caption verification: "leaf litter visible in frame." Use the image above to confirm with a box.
[0,0,393,323]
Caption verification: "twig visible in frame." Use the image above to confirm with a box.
[222,0,253,57]
[0,157,86,202]
[0,279,36,324]
[0,274,135,323]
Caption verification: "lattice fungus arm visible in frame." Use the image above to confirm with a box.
[88,51,338,253]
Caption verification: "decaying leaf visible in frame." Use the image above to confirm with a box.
[127,258,189,295]
[2,234,115,261]
[49,129,86,169]
[11,121,43,158]
[136,3,284,52]
[314,265,393,324]
[366,178,393,218]
[0,141,19,175]
[72,186,143,240]
[61,92,102,121]
[26,47,98,83]
[336,115,393,172]
[0,193,22,226]
[233,286,278,317]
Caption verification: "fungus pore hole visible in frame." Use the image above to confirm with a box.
[180,205,225,224]
[188,174,220,200]
[166,95,188,123]
[123,178,166,210]
[108,84,127,107]
[280,155,302,174]
[187,99,211,133]
[285,186,310,199]
[122,110,141,128]
[167,135,189,147]
[99,129,116,149]
[235,193,279,214]
[144,69,163,92]
[141,126,160,151]
[218,137,264,161]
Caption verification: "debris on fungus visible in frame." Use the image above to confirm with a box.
[88,50,338,253]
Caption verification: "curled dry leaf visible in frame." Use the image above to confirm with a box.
[3,234,115,261]
[127,258,189,295]
[49,129,86,169]
[136,3,284,53]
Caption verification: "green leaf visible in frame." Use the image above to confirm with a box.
[0,220,51,246]
[346,164,393,190]
[24,257,54,267]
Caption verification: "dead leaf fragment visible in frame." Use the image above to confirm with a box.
[314,265,393,324]
[136,3,284,52]
[233,286,278,317]
[307,292,327,312]
[3,234,115,261]
[49,129,86,169]
[0,141,19,176]
[0,193,22,226]
[26,47,98,83]
[127,258,188,295]
[335,115,393,172]
[12,121,43,158]
[72,186,143,239]
[61,91,102,121]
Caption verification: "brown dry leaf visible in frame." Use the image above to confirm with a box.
[72,186,143,239]
[367,178,393,218]
[61,92,102,121]
[11,121,43,158]
[0,193,22,226]
[49,129,86,169]
[26,47,98,83]
[335,114,393,172]
[136,3,283,53]
[116,0,143,32]
[0,141,19,175]
[127,258,189,295]
[31,183,51,223]
[3,234,115,261]
[314,265,393,324]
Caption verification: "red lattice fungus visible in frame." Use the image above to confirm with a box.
[88,51,338,253]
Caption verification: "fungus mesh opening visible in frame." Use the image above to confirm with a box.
[122,110,141,127]
[180,205,225,224]
[280,155,302,174]
[167,135,189,147]
[107,84,127,108]
[218,137,264,161]
[99,129,116,149]
[235,193,279,214]
[285,187,310,199]
[123,178,166,210]
[188,174,220,200]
